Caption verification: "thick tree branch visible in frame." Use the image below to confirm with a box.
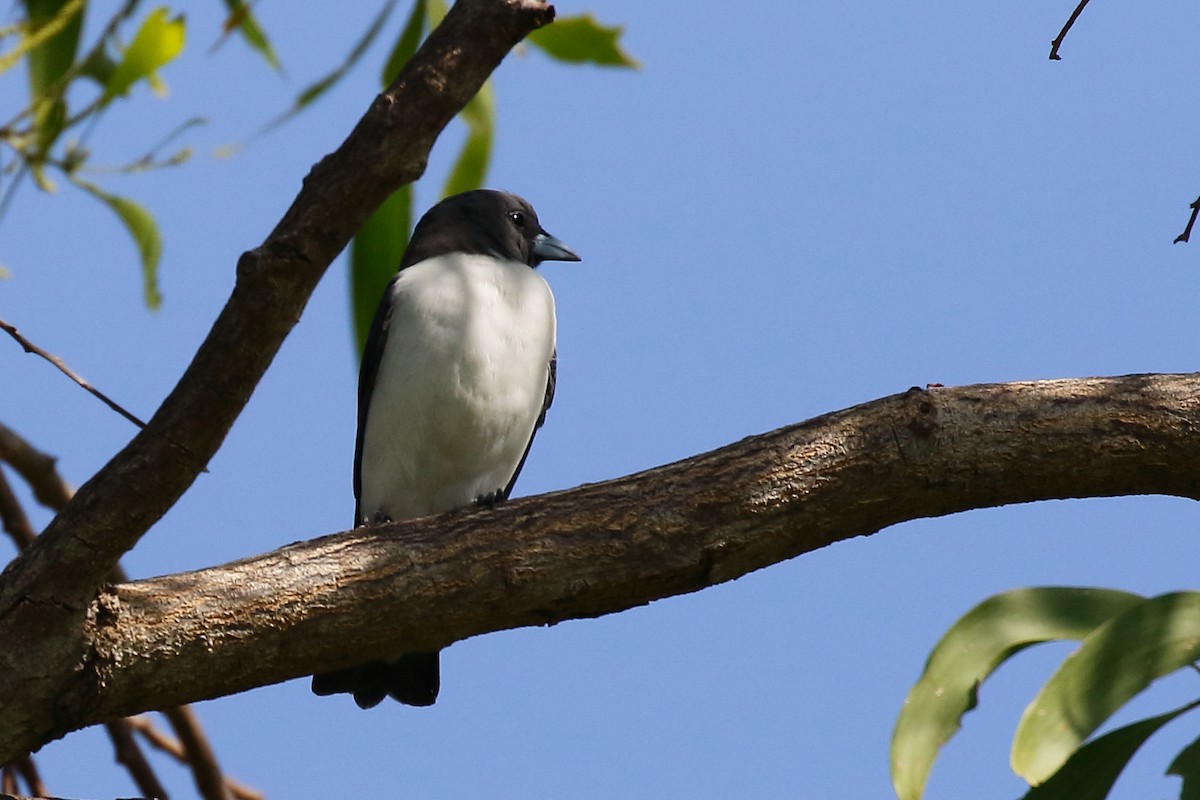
[0,0,557,759]
[3,373,1199,760]
[0,426,255,799]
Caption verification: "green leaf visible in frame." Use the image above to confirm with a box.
[441,79,493,198]
[1013,591,1200,784]
[30,162,56,192]
[526,14,639,68]
[104,7,186,102]
[890,587,1143,800]
[423,0,448,28]
[74,179,164,309]
[15,0,83,157]
[1168,733,1200,800]
[350,185,410,353]
[13,0,84,85]
[1021,700,1200,800]
[380,0,426,86]
[32,97,66,155]
[261,0,399,133]
[346,1,427,356]
[77,46,117,87]
[216,0,281,70]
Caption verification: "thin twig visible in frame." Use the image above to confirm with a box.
[105,719,171,800]
[13,753,47,796]
[0,762,16,795]
[0,420,72,510]
[1175,195,1200,244]
[130,717,264,800]
[0,316,147,429]
[0,467,38,550]
[0,0,85,78]
[163,706,232,800]
[0,159,27,230]
[1049,0,1093,60]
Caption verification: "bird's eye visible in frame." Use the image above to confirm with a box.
[508,210,526,227]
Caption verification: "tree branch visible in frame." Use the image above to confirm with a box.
[1049,0,1092,60]
[0,0,558,758]
[0,468,38,551]
[161,705,229,800]
[3,372,1199,760]
[4,754,47,797]
[1175,195,1200,244]
[0,426,256,799]
[103,718,169,800]
[0,317,147,429]
[0,421,73,511]
[127,716,262,800]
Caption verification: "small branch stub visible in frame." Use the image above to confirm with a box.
[1175,196,1200,244]
[1049,0,1093,60]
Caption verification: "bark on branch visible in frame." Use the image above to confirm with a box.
[0,0,556,763]
[3,372,1199,761]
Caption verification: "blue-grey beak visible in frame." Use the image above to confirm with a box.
[532,231,581,264]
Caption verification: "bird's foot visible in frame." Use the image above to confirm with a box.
[472,489,506,508]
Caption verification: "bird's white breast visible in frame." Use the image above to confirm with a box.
[359,253,557,521]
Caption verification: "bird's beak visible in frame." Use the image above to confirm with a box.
[532,231,581,263]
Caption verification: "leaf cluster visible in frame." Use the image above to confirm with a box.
[1,0,633,335]
[892,587,1200,800]
[0,1,214,307]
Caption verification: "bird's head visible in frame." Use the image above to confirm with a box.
[402,189,580,269]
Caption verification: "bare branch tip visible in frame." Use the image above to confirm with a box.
[1174,196,1200,245]
[510,0,557,26]
[1049,0,1092,62]
[0,315,147,429]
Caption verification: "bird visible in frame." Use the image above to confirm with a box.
[311,189,580,709]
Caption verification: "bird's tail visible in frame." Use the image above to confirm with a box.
[311,652,440,708]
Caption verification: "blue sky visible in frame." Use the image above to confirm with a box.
[4,1,1200,798]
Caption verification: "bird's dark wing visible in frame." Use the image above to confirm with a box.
[502,350,556,501]
[352,276,398,526]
